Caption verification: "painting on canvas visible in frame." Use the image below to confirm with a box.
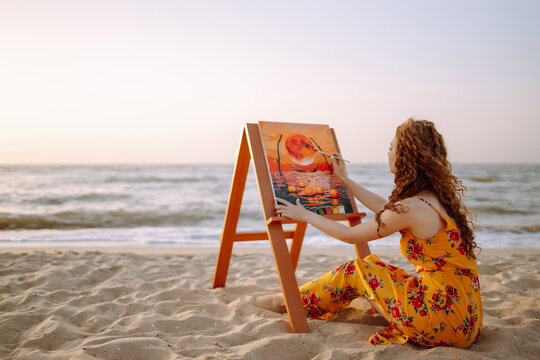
[258,121,354,215]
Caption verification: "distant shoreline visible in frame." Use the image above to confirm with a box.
[0,245,538,257]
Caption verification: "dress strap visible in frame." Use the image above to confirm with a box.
[417,197,455,229]
[417,197,431,206]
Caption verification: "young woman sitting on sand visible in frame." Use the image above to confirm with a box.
[275,118,482,348]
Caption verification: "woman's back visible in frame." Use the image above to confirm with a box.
[397,193,456,240]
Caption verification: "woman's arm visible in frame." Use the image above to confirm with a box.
[331,156,387,213]
[340,177,387,213]
[275,198,411,245]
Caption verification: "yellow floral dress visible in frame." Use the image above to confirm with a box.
[299,198,482,348]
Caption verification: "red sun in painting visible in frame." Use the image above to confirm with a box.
[284,134,317,166]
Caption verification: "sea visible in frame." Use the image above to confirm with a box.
[0,164,538,249]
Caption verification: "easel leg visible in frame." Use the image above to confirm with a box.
[267,223,310,333]
[348,217,374,313]
[348,218,371,260]
[289,222,307,271]
[213,130,251,288]
[213,239,234,289]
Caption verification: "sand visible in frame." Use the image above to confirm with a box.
[0,246,538,360]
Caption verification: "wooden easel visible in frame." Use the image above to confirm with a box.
[212,123,370,333]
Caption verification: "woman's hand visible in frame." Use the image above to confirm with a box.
[331,153,348,180]
[275,198,311,222]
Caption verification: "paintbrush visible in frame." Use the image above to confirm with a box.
[316,150,350,163]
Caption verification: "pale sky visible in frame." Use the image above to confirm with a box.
[1,0,539,164]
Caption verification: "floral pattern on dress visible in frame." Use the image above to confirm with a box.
[299,291,329,319]
[457,297,481,343]
[405,237,426,263]
[323,284,359,305]
[298,198,483,349]
[334,261,357,277]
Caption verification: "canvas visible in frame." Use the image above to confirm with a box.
[258,121,354,215]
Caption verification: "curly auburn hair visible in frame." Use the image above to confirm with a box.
[375,118,478,258]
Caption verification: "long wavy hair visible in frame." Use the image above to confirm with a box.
[375,118,478,258]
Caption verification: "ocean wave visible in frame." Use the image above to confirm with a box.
[103,176,221,184]
[467,177,495,183]
[470,205,530,215]
[25,193,131,205]
[0,210,222,230]
[476,224,540,233]
[0,207,266,230]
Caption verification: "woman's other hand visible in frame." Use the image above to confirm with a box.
[331,153,348,180]
[275,198,311,222]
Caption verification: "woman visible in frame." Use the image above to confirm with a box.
[275,118,482,348]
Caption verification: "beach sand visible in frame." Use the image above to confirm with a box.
[0,246,538,360]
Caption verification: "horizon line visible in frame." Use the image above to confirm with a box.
[0,161,538,166]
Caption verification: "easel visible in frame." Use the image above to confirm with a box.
[212,123,370,333]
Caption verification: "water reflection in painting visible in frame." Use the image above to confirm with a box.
[259,121,354,214]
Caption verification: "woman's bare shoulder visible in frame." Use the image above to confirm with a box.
[394,197,423,211]
[394,197,438,221]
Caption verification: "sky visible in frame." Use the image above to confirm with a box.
[1,0,539,164]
